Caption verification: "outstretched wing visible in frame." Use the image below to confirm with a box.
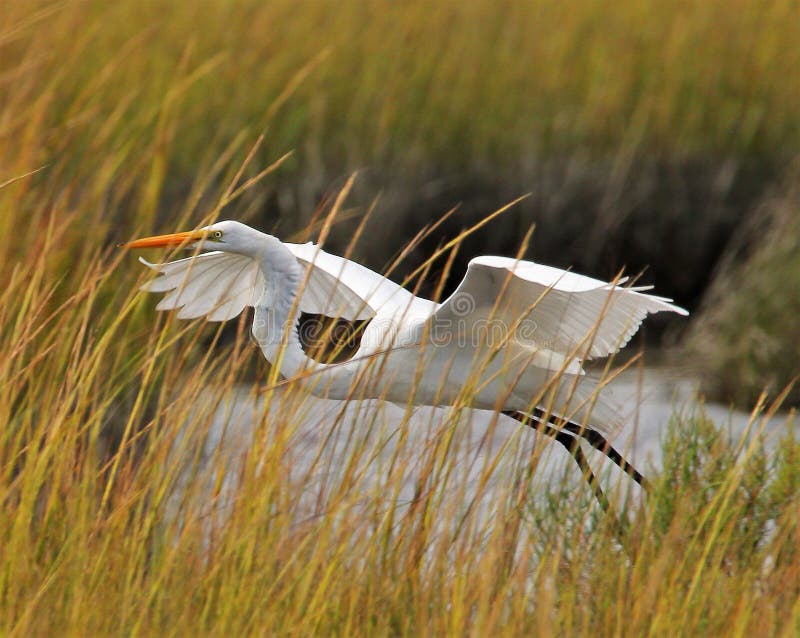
[432,256,687,361]
[285,242,414,318]
[139,253,263,321]
[139,244,413,322]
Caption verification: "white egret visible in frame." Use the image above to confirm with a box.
[123,220,688,507]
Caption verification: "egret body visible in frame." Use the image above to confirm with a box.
[124,220,688,506]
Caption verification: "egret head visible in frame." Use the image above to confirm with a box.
[122,220,271,258]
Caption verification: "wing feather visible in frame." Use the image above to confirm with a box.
[285,242,414,318]
[433,256,687,361]
[141,253,263,321]
[138,244,413,323]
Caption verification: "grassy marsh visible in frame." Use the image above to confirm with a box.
[1,1,799,634]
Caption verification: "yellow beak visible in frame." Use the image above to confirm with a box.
[120,230,207,249]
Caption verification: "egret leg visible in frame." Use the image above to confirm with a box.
[563,425,648,489]
[554,429,611,512]
[503,411,610,511]
[505,408,649,490]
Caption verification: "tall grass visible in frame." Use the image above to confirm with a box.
[3,0,798,217]
[1,177,799,634]
[685,172,800,407]
[1,1,799,634]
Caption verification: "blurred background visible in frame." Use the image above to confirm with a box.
[1,0,798,407]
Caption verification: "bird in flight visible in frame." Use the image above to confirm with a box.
[123,220,687,508]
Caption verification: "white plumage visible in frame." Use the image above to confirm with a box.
[124,219,689,503]
[139,241,411,322]
[436,256,687,361]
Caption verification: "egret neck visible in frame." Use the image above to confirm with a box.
[251,234,315,383]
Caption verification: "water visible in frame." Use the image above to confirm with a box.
[167,367,794,534]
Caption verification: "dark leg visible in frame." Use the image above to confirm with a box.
[553,429,611,512]
[565,426,648,489]
[503,411,610,510]
[514,408,649,490]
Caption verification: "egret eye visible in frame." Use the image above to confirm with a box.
[211,230,224,240]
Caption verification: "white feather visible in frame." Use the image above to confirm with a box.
[434,256,688,361]
[138,244,412,323]
[140,254,262,322]
[285,242,413,318]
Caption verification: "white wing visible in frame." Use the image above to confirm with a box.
[139,244,414,322]
[433,256,688,360]
[285,242,414,317]
[140,253,263,321]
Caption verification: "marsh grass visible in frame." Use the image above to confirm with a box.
[1,1,799,634]
[3,0,798,226]
[685,172,800,408]
[2,179,799,634]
